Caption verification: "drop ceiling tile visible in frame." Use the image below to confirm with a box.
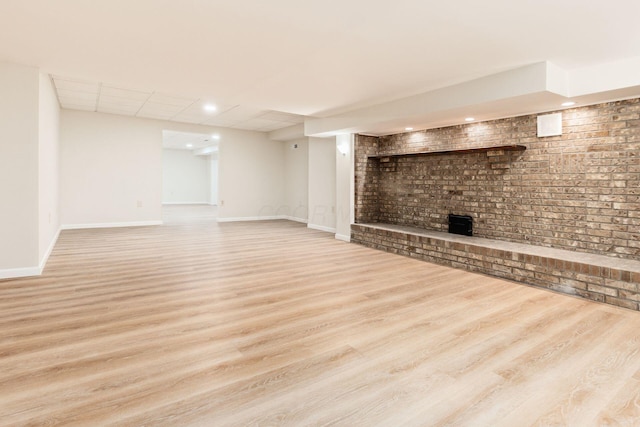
[215,105,266,122]
[60,103,95,112]
[137,111,175,121]
[51,75,303,131]
[146,93,195,108]
[53,77,100,94]
[100,86,151,101]
[138,102,185,116]
[175,101,235,118]
[58,96,96,107]
[97,105,139,116]
[98,95,146,108]
[56,88,98,101]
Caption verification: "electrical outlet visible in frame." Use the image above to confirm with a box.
[137,200,143,208]
[220,200,224,206]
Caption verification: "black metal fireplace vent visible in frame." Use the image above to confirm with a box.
[448,214,473,236]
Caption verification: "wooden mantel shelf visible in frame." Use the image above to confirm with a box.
[367,144,526,159]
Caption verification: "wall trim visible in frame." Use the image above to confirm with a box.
[61,220,163,230]
[0,266,42,280]
[308,223,337,234]
[0,227,62,280]
[335,233,351,242]
[217,215,310,224]
[162,202,211,205]
[217,216,284,223]
[283,215,308,224]
[39,227,61,271]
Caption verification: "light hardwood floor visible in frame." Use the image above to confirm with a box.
[2,205,640,426]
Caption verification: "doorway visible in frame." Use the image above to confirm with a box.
[162,130,219,206]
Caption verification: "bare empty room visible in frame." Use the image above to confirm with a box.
[1,1,640,426]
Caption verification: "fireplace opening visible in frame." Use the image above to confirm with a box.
[448,214,473,236]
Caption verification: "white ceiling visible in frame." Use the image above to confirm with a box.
[52,76,305,131]
[1,1,640,136]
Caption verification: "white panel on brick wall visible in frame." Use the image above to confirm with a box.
[537,112,562,137]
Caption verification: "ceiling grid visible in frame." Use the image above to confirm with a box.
[52,76,306,133]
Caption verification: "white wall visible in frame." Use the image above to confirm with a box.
[308,137,336,232]
[38,73,60,262]
[335,134,354,241]
[210,155,218,205]
[162,149,210,204]
[283,138,308,222]
[60,111,163,227]
[217,133,285,221]
[0,62,40,273]
[60,110,286,226]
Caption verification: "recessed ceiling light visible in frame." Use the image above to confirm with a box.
[465,117,475,122]
[186,143,193,148]
[561,101,576,107]
[405,127,413,131]
[203,104,217,112]
[212,134,220,140]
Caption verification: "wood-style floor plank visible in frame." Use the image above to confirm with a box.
[1,205,640,426]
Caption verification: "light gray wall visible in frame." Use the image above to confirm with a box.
[162,149,210,204]
[60,111,163,226]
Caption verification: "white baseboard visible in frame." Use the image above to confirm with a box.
[217,216,284,223]
[283,216,308,224]
[217,215,309,224]
[39,228,61,270]
[162,202,210,205]
[335,233,351,242]
[308,223,337,234]
[0,266,42,280]
[0,227,62,280]
[61,220,163,230]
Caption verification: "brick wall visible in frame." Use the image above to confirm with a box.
[355,99,640,261]
[351,223,640,311]
[354,135,380,224]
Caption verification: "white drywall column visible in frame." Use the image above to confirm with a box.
[283,139,309,222]
[210,154,218,205]
[0,63,60,278]
[335,134,354,241]
[307,137,336,233]
[38,72,61,264]
[0,62,40,276]
[217,134,285,221]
